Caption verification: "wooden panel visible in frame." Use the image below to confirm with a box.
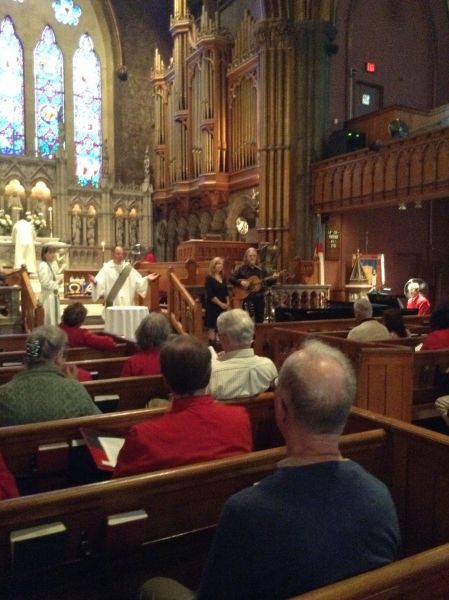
[312,126,449,213]
[176,240,251,262]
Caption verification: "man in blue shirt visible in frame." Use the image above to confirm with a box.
[140,339,401,600]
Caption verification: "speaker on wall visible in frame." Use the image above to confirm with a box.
[324,129,366,158]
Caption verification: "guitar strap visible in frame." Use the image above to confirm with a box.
[105,263,132,307]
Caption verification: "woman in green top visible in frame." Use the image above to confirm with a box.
[0,325,100,426]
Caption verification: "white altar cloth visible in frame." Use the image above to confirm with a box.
[104,306,149,341]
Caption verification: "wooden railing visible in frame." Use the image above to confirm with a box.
[4,267,43,333]
[167,267,203,339]
[312,125,449,213]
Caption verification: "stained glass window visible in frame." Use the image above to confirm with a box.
[0,17,25,155]
[73,34,102,187]
[52,0,82,26]
[34,26,64,158]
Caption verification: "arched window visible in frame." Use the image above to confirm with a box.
[34,26,64,159]
[0,16,24,155]
[0,3,113,187]
[73,34,102,188]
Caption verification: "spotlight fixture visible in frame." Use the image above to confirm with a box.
[398,202,407,211]
[415,200,423,209]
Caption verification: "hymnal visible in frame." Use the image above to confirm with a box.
[93,394,120,412]
[80,428,125,471]
[106,509,148,554]
[10,522,67,570]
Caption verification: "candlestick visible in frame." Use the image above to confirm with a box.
[48,206,53,238]
[101,241,105,264]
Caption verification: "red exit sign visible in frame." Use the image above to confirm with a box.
[365,62,376,73]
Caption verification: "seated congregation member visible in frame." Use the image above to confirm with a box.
[207,308,277,400]
[59,302,118,350]
[0,453,19,500]
[121,312,171,376]
[140,340,401,600]
[347,297,390,342]
[0,325,101,426]
[407,281,431,316]
[114,335,252,478]
[382,307,411,339]
[422,302,449,350]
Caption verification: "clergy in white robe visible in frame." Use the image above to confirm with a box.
[38,246,61,326]
[12,218,37,273]
[91,246,156,307]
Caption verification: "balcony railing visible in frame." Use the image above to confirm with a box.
[312,126,449,213]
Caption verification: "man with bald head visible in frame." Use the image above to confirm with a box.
[90,246,157,307]
[140,339,401,600]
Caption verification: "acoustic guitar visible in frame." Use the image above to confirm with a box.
[233,270,286,301]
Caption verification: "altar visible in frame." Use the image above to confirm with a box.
[104,306,149,341]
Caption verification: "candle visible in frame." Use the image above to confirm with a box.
[48,206,53,238]
[101,241,105,264]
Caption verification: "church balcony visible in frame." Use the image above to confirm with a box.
[311,125,449,214]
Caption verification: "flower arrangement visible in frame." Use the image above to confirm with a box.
[26,211,47,233]
[0,210,13,234]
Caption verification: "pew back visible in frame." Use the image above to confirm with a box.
[271,328,414,421]
[83,373,170,410]
[0,393,282,492]
[4,408,449,597]
[412,348,449,419]
[253,315,428,360]
[0,428,386,596]
[0,355,130,385]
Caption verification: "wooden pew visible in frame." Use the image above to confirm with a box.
[411,348,449,420]
[83,373,170,411]
[0,427,386,599]
[0,334,28,352]
[269,326,449,422]
[0,355,131,385]
[5,408,449,597]
[254,314,428,360]
[0,342,130,365]
[0,393,282,492]
[271,328,414,421]
[295,543,449,599]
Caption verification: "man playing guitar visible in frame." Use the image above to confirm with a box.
[229,247,280,323]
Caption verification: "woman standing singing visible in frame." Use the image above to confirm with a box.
[204,257,229,347]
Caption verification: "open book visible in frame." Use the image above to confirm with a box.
[80,428,125,471]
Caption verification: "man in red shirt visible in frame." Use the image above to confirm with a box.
[114,335,252,477]
[407,282,431,316]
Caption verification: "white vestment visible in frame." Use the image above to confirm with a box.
[38,260,60,325]
[92,260,148,307]
[12,219,37,273]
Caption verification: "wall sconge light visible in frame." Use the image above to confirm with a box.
[415,200,423,209]
[398,202,407,211]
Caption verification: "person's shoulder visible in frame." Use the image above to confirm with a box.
[211,400,251,421]
[254,354,277,367]
[225,469,280,511]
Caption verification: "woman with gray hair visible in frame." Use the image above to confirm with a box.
[0,325,100,426]
[121,312,171,376]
